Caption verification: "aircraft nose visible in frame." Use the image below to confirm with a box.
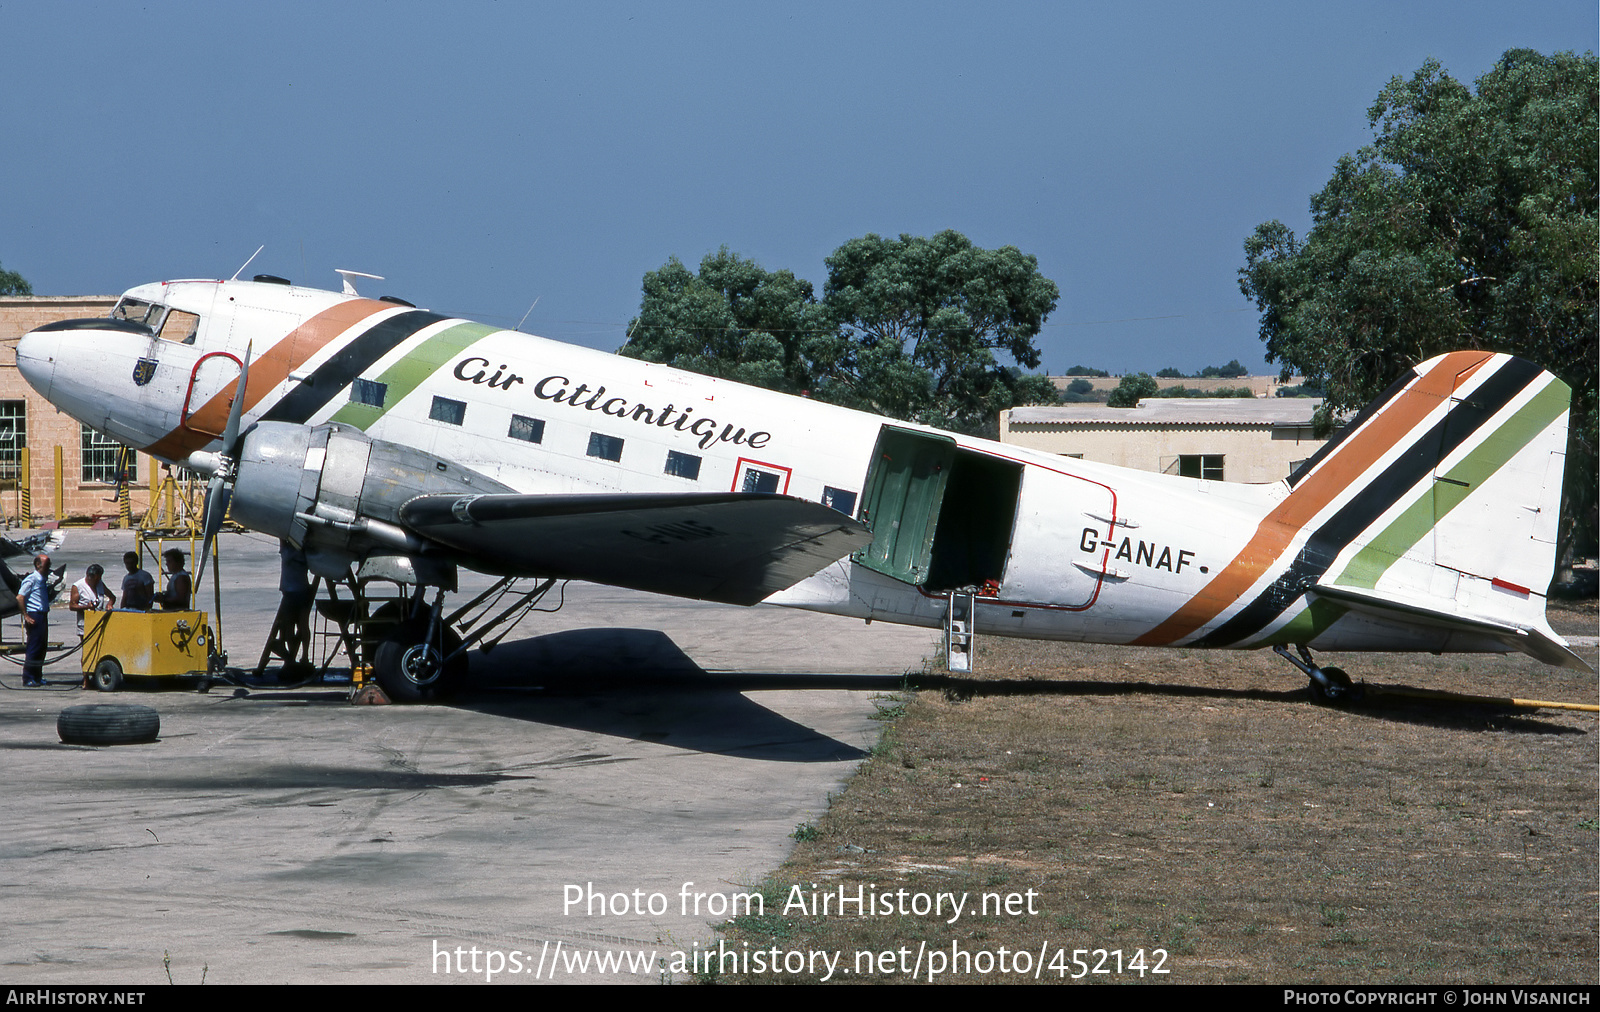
[14,327,59,399]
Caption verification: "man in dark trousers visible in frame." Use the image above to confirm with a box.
[16,554,52,687]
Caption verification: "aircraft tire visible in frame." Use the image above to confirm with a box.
[93,657,124,693]
[1309,666,1363,705]
[373,623,466,703]
[57,703,159,746]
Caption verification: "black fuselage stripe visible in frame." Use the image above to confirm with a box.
[1195,357,1541,647]
[261,310,449,424]
[1286,368,1416,488]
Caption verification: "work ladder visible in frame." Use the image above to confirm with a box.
[945,591,976,673]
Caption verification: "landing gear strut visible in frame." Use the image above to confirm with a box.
[372,588,465,703]
[1274,644,1364,704]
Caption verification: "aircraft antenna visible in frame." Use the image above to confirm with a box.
[516,297,541,333]
[230,246,265,281]
[335,269,385,297]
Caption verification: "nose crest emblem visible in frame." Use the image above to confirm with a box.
[132,358,158,387]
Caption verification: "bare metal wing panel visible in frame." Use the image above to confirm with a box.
[401,492,871,606]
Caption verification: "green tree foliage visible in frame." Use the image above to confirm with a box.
[1239,49,1598,554]
[0,261,31,296]
[1064,365,1109,377]
[1199,359,1248,379]
[1107,373,1158,408]
[620,248,837,393]
[622,231,1061,436]
[821,231,1061,433]
[1156,367,1187,379]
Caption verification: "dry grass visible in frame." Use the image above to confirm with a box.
[713,600,1598,984]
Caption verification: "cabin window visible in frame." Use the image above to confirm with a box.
[587,433,623,462]
[350,379,387,407]
[664,450,701,480]
[741,468,780,494]
[81,426,135,484]
[508,415,545,443]
[0,401,24,489]
[159,309,199,344]
[429,396,466,425]
[1179,454,1224,481]
[822,486,856,516]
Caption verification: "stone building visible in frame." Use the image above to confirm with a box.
[0,296,158,523]
[999,397,1326,484]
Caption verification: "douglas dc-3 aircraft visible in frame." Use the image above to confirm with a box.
[14,270,1589,702]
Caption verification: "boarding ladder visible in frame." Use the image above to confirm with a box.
[944,591,976,673]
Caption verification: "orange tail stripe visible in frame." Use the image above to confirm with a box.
[144,299,393,461]
[1131,351,1494,646]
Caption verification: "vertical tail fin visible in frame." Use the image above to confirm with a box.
[1300,352,1579,665]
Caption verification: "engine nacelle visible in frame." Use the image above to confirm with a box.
[230,421,513,580]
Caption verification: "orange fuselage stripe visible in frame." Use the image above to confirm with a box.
[143,299,393,461]
[1130,351,1494,646]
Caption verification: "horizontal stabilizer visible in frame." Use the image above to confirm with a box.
[402,492,871,606]
[1309,583,1592,672]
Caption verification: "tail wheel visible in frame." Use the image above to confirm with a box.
[1310,665,1364,705]
[373,622,466,703]
[93,658,125,693]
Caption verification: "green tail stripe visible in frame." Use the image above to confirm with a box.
[329,322,497,429]
[1248,596,1347,648]
[1334,378,1568,590]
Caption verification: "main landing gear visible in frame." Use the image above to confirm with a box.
[1274,644,1365,704]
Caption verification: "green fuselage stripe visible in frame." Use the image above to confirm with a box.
[329,321,497,429]
[1332,379,1567,590]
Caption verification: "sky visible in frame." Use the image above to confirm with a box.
[1,1,1593,376]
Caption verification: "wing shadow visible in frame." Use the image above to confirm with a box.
[453,628,875,762]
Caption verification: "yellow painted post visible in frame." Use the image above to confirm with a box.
[116,447,132,528]
[19,448,30,526]
[53,445,64,525]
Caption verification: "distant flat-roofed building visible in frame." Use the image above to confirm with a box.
[1000,398,1326,484]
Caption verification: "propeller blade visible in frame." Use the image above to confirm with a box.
[196,344,251,593]
[221,343,252,456]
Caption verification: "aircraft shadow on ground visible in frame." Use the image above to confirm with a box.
[917,675,1586,735]
[453,628,880,762]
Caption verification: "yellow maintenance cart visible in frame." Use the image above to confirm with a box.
[80,610,217,692]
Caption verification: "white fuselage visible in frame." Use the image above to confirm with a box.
[18,277,1562,660]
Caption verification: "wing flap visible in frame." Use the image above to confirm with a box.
[401,492,871,606]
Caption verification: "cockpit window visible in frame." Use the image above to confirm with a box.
[111,298,164,331]
[160,309,199,344]
[110,298,199,344]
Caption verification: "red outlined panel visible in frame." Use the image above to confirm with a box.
[732,457,792,495]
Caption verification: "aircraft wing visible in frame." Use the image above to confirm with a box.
[400,492,871,606]
[1309,583,1594,673]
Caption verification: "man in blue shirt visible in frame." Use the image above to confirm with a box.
[16,553,52,687]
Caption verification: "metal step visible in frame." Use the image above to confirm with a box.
[945,590,975,673]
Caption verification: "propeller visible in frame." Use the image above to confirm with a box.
[193,345,251,593]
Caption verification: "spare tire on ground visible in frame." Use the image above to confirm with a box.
[57,704,160,746]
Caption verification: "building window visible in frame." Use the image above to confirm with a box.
[429,396,466,425]
[81,426,135,484]
[587,432,623,462]
[1179,454,1224,481]
[822,486,856,516]
[351,378,387,407]
[664,450,701,479]
[509,415,545,443]
[0,401,24,487]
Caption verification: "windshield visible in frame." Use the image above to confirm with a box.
[109,298,199,344]
[111,297,164,330]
